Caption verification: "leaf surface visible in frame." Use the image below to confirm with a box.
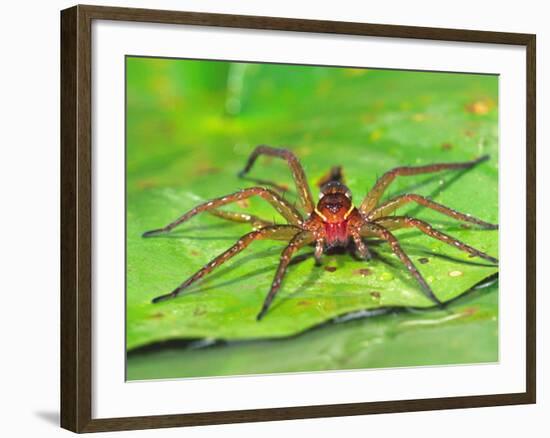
[128,280,499,379]
[126,58,498,352]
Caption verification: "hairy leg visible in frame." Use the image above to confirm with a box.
[368,193,498,229]
[314,240,324,265]
[360,155,489,214]
[151,225,301,304]
[375,216,498,264]
[208,209,274,229]
[238,145,315,214]
[361,223,443,306]
[142,187,303,237]
[257,231,314,320]
[351,230,372,260]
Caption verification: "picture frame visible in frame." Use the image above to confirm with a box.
[60,4,536,433]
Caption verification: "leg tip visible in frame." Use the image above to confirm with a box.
[478,254,498,265]
[142,229,164,238]
[151,293,174,303]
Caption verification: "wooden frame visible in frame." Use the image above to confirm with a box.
[60,4,536,433]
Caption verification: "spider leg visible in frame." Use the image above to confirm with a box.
[368,194,498,229]
[257,231,314,320]
[208,209,274,229]
[238,145,315,214]
[314,239,324,265]
[360,155,489,214]
[361,222,444,307]
[351,230,372,260]
[375,216,498,264]
[142,187,302,237]
[151,225,301,303]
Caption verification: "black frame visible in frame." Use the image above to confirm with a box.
[61,4,536,433]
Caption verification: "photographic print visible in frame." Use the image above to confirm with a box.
[125,57,499,381]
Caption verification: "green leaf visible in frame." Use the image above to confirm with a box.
[127,279,498,380]
[126,58,498,353]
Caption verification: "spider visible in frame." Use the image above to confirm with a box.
[143,145,498,320]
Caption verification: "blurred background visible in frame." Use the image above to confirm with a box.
[125,57,498,380]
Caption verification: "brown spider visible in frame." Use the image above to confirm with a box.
[143,145,498,320]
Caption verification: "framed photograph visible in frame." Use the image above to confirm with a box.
[60,4,536,433]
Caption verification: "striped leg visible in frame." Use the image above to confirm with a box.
[238,145,315,214]
[151,225,300,304]
[314,239,324,265]
[256,231,314,320]
[208,209,274,229]
[375,216,498,264]
[142,187,303,237]
[368,194,498,229]
[361,222,443,306]
[360,155,489,214]
[351,230,372,260]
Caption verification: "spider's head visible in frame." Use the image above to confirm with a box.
[315,181,354,223]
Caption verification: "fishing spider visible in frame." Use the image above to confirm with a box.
[143,145,498,320]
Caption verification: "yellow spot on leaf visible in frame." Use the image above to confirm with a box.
[465,98,495,115]
[369,129,383,142]
[412,113,427,122]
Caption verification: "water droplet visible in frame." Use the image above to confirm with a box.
[449,270,463,277]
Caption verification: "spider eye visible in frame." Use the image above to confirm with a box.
[344,191,351,199]
[319,192,325,199]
